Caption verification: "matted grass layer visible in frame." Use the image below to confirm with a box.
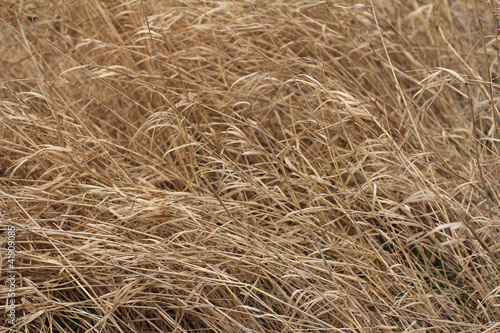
[1,0,499,332]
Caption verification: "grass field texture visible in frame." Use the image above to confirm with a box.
[1,0,500,332]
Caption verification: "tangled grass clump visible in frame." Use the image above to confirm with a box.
[1,0,499,332]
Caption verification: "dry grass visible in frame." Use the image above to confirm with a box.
[1,0,499,332]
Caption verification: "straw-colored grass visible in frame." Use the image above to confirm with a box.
[1,0,499,332]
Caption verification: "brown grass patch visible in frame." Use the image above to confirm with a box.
[1,0,499,332]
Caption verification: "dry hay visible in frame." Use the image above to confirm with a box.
[1,0,499,332]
